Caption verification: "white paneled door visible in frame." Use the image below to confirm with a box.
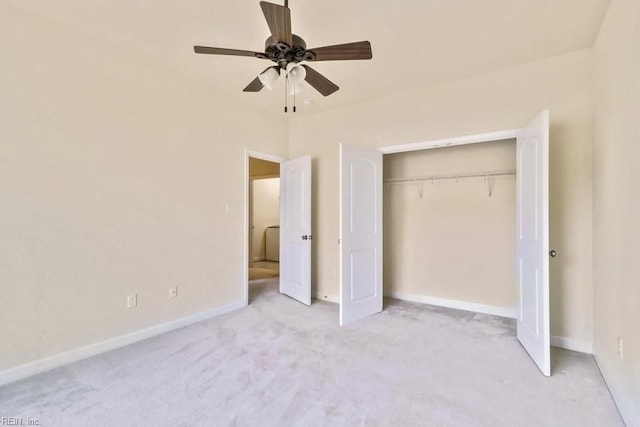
[339,144,383,325]
[280,156,312,305]
[516,110,551,376]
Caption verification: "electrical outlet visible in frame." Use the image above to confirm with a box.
[169,286,178,298]
[127,294,137,309]
[617,337,623,359]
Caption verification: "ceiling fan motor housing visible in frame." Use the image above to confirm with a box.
[265,34,316,68]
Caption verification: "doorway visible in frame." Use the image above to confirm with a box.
[249,162,280,280]
[244,151,286,306]
[244,150,313,307]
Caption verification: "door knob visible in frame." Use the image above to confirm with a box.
[549,250,557,258]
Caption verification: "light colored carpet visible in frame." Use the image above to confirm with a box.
[249,260,279,280]
[248,268,279,280]
[0,278,623,426]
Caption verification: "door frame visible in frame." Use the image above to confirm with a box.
[244,150,288,307]
[378,128,521,155]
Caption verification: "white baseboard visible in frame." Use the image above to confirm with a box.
[0,300,245,387]
[385,291,594,354]
[385,290,517,319]
[594,354,639,426]
[550,335,593,354]
[314,293,339,304]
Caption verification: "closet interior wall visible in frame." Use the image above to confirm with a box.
[383,139,517,311]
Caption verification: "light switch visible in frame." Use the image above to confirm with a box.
[225,204,238,216]
[127,294,137,309]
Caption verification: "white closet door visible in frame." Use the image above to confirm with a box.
[516,110,551,376]
[339,144,383,325]
[280,156,312,305]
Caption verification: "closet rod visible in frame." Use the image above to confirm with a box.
[384,169,516,184]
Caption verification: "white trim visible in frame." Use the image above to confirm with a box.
[550,335,593,354]
[244,150,287,307]
[0,300,244,387]
[378,128,520,154]
[245,150,288,165]
[594,354,639,426]
[385,292,594,354]
[385,291,517,319]
[314,293,339,304]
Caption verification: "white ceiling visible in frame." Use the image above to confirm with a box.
[11,0,610,115]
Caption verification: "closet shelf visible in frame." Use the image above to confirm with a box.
[384,169,516,184]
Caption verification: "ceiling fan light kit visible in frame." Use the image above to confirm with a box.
[193,0,373,112]
[258,67,280,90]
[286,62,306,85]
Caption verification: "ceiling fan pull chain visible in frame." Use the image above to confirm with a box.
[293,84,297,113]
[284,74,288,113]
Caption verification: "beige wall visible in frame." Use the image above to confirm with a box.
[289,49,594,344]
[384,140,516,309]
[0,5,287,371]
[593,0,640,422]
[250,178,280,261]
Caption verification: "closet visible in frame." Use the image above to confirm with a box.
[382,140,517,316]
[339,109,551,375]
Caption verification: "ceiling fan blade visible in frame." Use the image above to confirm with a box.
[306,41,372,61]
[302,65,339,97]
[260,1,293,46]
[243,67,278,92]
[194,46,267,59]
[243,77,264,92]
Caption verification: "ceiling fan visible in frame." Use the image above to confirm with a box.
[194,0,373,110]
